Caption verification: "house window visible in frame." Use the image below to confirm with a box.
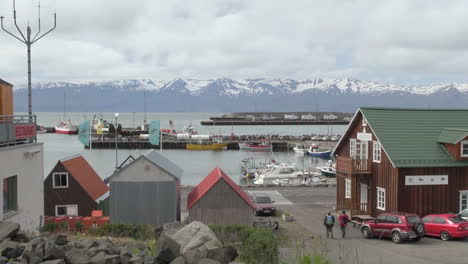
[350,139,356,158]
[377,187,386,210]
[373,142,381,163]
[3,176,18,214]
[461,141,468,157]
[460,191,468,211]
[55,205,78,216]
[362,117,368,126]
[345,179,351,199]
[53,173,69,188]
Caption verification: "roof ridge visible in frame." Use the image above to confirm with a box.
[60,154,82,162]
[360,107,468,111]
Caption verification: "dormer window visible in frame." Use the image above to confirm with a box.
[53,172,69,188]
[462,141,468,157]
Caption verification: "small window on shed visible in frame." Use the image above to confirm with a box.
[53,173,68,188]
[461,141,468,157]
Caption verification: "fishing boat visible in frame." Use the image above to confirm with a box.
[240,157,278,179]
[317,160,336,177]
[239,141,273,151]
[253,163,308,185]
[292,144,307,154]
[306,147,332,159]
[55,120,78,134]
[186,140,228,150]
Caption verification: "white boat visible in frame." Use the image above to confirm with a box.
[36,126,47,134]
[254,163,307,185]
[316,160,336,177]
[55,120,78,135]
[239,141,273,151]
[293,144,308,154]
[301,114,317,120]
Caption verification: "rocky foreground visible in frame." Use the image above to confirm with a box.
[0,221,243,264]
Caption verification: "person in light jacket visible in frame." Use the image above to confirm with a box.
[323,211,335,239]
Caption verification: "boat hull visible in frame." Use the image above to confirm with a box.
[186,143,228,150]
[306,150,332,159]
[320,169,336,178]
[239,143,272,151]
[55,127,78,135]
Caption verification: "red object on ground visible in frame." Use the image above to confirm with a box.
[67,216,84,230]
[187,167,255,209]
[422,214,468,240]
[82,216,110,229]
[44,216,55,225]
[91,210,103,217]
[53,216,68,224]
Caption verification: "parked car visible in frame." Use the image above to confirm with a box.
[422,214,468,241]
[250,193,276,216]
[459,209,468,221]
[361,213,425,243]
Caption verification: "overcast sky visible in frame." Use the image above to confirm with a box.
[1,0,468,85]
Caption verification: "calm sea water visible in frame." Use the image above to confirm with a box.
[35,112,346,185]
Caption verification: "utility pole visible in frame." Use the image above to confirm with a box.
[1,0,56,119]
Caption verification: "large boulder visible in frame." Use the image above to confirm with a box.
[195,259,221,264]
[154,235,180,264]
[89,252,120,264]
[0,222,20,241]
[65,248,90,264]
[54,235,68,246]
[40,259,66,264]
[206,246,238,264]
[171,222,222,255]
[159,222,185,238]
[170,257,186,264]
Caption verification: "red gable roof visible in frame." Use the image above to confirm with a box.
[187,167,255,209]
[61,155,109,201]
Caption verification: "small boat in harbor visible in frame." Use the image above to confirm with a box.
[293,144,308,154]
[317,160,336,177]
[253,163,309,185]
[36,126,47,134]
[306,143,332,159]
[239,141,273,151]
[55,120,78,135]
[186,140,228,150]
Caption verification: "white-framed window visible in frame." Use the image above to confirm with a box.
[461,141,468,157]
[373,141,381,163]
[350,139,356,158]
[55,205,78,216]
[345,179,352,199]
[362,117,368,126]
[53,172,69,188]
[460,190,468,211]
[377,187,386,210]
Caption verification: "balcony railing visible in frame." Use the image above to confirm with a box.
[0,115,36,147]
[351,202,371,216]
[336,156,372,174]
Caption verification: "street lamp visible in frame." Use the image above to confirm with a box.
[115,113,119,171]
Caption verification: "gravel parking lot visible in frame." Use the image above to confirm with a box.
[182,186,468,264]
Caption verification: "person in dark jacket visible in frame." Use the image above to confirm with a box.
[323,211,335,239]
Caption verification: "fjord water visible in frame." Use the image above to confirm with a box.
[36,112,347,185]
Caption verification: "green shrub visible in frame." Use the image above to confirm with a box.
[74,221,84,232]
[209,225,280,264]
[90,223,153,240]
[41,222,58,233]
[238,228,279,264]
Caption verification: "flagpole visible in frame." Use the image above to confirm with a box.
[160,129,162,153]
[89,120,92,150]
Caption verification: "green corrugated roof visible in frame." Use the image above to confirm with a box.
[437,128,468,144]
[360,107,468,168]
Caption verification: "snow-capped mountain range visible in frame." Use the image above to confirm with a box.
[12,78,468,112]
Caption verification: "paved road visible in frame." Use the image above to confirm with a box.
[272,186,468,264]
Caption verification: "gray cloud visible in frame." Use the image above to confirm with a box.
[1,0,468,84]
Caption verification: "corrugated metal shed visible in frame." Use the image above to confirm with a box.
[109,150,182,225]
[188,167,254,226]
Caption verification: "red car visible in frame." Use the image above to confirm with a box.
[422,214,468,241]
[361,212,425,243]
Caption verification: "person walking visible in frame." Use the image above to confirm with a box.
[339,210,349,238]
[323,211,335,239]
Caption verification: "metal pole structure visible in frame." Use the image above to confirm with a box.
[115,113,119,171]
[1,0,56,120]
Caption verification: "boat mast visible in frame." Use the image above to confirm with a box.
[144,90,147,127]
[63,90,66,120]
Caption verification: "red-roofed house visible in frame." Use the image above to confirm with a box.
[187,167,255,225]
[44,155,109,216]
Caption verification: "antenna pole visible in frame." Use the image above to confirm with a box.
[1,0,57,119]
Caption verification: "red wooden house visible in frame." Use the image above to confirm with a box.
[187,167,255,225]
[333,107,468,217]
[44,155,109,216]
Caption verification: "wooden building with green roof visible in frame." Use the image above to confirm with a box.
[333,107,468,217]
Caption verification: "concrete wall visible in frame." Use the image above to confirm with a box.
[112,158,175,182]
[110,181,177,225]
[0,143,44,231]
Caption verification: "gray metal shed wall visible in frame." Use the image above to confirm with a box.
[110,181,178,225]
[189,180,254,226]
